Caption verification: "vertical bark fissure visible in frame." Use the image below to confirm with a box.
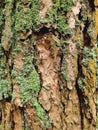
[76,53,85,130]
[21,108,25,130]
[11,108,15,130]
[76,2,96,128]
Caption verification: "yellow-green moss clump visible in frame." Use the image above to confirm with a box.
[77,47,97,105]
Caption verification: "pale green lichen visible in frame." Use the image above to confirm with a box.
[77,78,86,90]
[0,80,9,100]
[41,0,73,36]
[11,55,40,103]
[11,54,52,127]
[12,44,22,55]
[14,0,73,36]
[15,0,39,32]
[17,57,40,103]
[33,98,52,127]
[82,47,97,66]
[0,45,9,100]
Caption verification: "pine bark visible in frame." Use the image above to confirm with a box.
[0,0,97,130]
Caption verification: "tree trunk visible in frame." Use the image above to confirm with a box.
[0,0,97,130]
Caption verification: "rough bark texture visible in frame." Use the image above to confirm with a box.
[0,0,97,130]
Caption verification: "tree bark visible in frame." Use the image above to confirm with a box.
[0,0,97,130]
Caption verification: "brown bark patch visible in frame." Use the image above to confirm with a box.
[2,1,13,51]
[12,107,22,130]
[0,102,12,130]
[12,52,24,107]
[13,52,24,73]
[25,107,41,130]
[37,34,62,129]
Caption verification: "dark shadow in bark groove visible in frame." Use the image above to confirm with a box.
[76,54,84,130]
[38,26,49,34]
[34,26,50,35]
[11,109,15,130]
[88,0,95,11]
[83,19,92,47]
[21,108,26,130]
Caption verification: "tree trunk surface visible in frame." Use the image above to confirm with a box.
[0,0,97,130]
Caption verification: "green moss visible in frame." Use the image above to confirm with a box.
[76,39,82,49]
[13,0,73,36]
[11,69,18,79]
[82,47,97,67]
[0,80,9,100]
[12,44,22,55]
[15,0,39,32]
[57,16,70,36]
[0,45,9,100]
[33,98,52,127]
[58,0,73,12]
[15,6,33,32]
[11,56,40,102]
[78,46,97,94]
[61,71,70,81]
[78,78,86,90]
[17,68,40,103]
[83,48,92,58]
[18,56,51,126]
[82,14,88,21]
[11,55,52,127]
[41,0,73,36]
[82,58,89,67]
